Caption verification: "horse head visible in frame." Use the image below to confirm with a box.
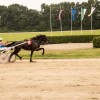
[32,35,49,45]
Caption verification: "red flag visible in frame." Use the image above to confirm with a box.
[58,9,63,20]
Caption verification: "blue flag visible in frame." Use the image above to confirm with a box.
[72,8,77,21]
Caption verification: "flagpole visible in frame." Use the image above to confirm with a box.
[50,5,52,36]
[60,7,62,36]
[91,4,92,35]
[88,4,95,34]
[81,7,82,35]
[0,16,1,26]
[71,6,72,35]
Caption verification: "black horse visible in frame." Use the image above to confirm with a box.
[6,35,48,62]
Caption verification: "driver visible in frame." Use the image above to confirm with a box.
[0,38,7,48]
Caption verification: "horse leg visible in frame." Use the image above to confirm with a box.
[8,52,15,62]
[30,50,34,62]
[36,48,44,55]
[15,53,22,60]
[8,48,22,62]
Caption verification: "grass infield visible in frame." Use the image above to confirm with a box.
[17,48,100,59]
[0,30,100,41]
[0,30,100,59]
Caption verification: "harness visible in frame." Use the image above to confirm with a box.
[27,40,32,45]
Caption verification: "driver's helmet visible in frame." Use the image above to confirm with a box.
[0,38,2,41]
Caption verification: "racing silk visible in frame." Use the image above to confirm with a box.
[0,41,6,48]
[0,45,5,48]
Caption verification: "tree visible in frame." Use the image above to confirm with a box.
[0,1,100,32]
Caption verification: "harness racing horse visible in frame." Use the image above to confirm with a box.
[6,35,48,62]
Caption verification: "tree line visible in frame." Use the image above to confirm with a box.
[0,0,100,32]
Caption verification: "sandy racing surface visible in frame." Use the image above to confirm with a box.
[44,43,93,50]
[0,59,100,100]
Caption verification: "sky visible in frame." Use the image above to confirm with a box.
[0,0,89,11]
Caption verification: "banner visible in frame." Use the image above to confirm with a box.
[88,7,95,17]
[72,8,77,21]
[81,8,87,20]
[58,9,63,20]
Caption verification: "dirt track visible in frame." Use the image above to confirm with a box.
[0,59,100,100]
[44,43,93,50]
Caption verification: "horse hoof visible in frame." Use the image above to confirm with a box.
[42,53,44,55]
[30,60,36,63]
[20,57,22,60]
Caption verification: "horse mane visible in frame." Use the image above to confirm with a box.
[31,35,46,40]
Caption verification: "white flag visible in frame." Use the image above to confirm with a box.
[88,7,95,17]
[81,8,87,20]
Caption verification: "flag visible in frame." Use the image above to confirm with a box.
[81,8,87,20]
[58,9,63,20]
[72,8,77,21]
[50,6,52,36]
[88,7,95,17]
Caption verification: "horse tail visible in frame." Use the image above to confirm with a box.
[6,42,16,47]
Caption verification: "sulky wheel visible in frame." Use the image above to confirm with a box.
[0,51,10,64]
[0,52,16,64]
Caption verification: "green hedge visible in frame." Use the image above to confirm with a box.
[48,35,100,44]
[93,37,100,48]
